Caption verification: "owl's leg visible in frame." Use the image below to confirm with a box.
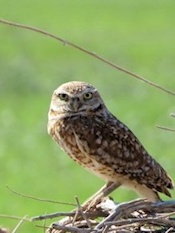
[81,181,121,211]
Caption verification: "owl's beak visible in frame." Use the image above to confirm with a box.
[69,98,81,112]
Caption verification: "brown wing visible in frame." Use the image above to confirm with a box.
[70,113,173,197]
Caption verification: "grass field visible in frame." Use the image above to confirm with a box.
[0,1,175,232]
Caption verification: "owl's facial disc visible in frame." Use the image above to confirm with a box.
[57,91,96,112]
[50,81,106,115]
[52,90,102,114]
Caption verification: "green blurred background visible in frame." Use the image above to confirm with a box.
[0,0,175,232]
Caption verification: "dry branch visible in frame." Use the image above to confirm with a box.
[6,186,75,207]
[0,18,175,96]
[32,198,175,233]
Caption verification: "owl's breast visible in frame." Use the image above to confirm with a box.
[50,117,119,182]
[52,117,89,163]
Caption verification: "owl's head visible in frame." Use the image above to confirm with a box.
[49,81,105,117]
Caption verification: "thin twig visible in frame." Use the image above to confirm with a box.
[159,212,175,218]
[34,225,48,231]
[12,215,27,233]
[75,196,92,229]
[105,218,175,228]
[6,185,75,206]
[52,223,93,233]
[0,18,175,96]
[0,214,30,222]
[165,227,175,233]
[156,125,175,132]
[32,212,75,221]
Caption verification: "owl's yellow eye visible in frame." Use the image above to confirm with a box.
[83,92,93,100]
[58,93,69,101]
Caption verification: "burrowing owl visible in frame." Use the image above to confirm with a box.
[48,81,173,202]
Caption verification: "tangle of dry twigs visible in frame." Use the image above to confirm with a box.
[32,198,175,233]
